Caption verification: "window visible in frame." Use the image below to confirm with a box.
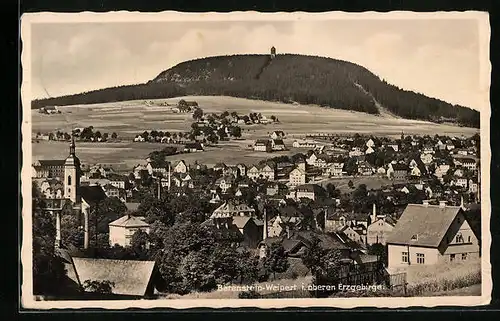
[402,252,409,263]
[455,233,464,243]
[468,236,471,243]
[450,254,456,262]
[416,253,425,264]
[67,175,72,185]
[462,253,467,260]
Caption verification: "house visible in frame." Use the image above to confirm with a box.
[102,183,121,198]
[386,202,480,268]
[446,140,456,151]
[247,163,275,181]
[387,144,399,152]
[271,139,287,151]
[270,131,286,140]
[32,159,66,178]
[292,140,316,148]
[294,184,327,201]
[183,142,204,153]
[409,158,427,177]
[325,162,344,177]
[64,257,159,299]
[422,144,435,154]
[388,163,409,181]
[349,147,364,157]
[254,139,272,152]
[213,162,228,172]
[266,183,288,196]
[231,216,263,248]
[40,178,64,199]
[173,160,188,173]
[366,139,375,148]
[367,217,395,245]
[460,158,478,171]
[109,215,150,247]
[435,140,446,150]
[451,177,468,189]
[215,175,235,193]
[289,164,307,187]
[210,200,256,219]
[339,225,366,245]
[306,153,318,166]
[365,146,375,155]
[420,153,434,165]
[468,177,479,193]
[236,163,247,177]
[357,161,373,176]
[434,163,451,179]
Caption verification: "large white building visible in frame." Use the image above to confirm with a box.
[109,215,150,247]
[386,202,479,269]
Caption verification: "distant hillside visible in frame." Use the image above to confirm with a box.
[31,53,480,128]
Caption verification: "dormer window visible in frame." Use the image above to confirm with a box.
[411,234,418,241]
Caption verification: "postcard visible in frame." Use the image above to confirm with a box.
[20,10,491,309]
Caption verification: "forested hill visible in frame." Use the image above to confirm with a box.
[32,54,480,128]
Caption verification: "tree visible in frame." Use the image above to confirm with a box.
[193,107,204,121]
[326,183,336,198]
[301,235,343,297]
[263,243,289,280]
[230,126,242,138]
[102,132,109,141]
[368,243,388,267]
[32,182,67,295]
[179,251,216,292]
[82,280,115,294]
[111,132,118,139]
[348,180,354,189]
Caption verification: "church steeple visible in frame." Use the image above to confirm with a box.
[69,134,76,156]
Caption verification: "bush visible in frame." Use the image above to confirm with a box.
[238,290,261,299]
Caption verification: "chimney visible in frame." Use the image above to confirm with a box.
[422,200,429,207]
[324,208,328,232]
[460,195,465,210]
[262,208,268,240]
[54,211,61,249]
[286,225,290,239]
[439,200,447,208]
[371,203,377,224]
[83,206,89,249]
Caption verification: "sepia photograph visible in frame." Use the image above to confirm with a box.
[20,11,491,309]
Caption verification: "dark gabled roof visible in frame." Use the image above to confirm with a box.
[392,163,409,171]
[37,159,66,167]
[255,139,271,145]
[386,204,462,249]
[80,185,107,205]
[291,230,350,251]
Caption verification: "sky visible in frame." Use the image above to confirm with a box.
[29,17,487,110]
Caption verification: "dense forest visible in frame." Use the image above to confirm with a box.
[31,53,480,128]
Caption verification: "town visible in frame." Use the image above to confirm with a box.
[31,106,482,299]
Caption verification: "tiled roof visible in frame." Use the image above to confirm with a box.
[71,258,156,296]
[37,159,66,167]
[386,204,462,248]
[80,185,107,205]
[109,215,150,228]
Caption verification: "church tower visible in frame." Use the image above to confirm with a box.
[64,135,81,203]
[270,46,276,59]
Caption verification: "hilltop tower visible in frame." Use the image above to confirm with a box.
[270,46,276,59]
[64,135,81,203]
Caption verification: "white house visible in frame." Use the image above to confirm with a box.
[109,215,150,247]
[386,203,480,269]
[365,146,375,155]
[289,165,307,187]
[173,160,188,173]
[366,139,375,148]
[420,153,434,165]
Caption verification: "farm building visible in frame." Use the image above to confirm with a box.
[386,202,480,269]
[254,139,272,152]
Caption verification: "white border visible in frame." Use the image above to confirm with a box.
[20,10,492,309]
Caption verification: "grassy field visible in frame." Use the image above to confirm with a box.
[317,176,393,193]
[396,258,482,297]
[31,96,479,170]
